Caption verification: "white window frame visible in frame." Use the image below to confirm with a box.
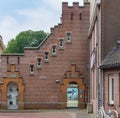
[52,45,57,55]
[59,39,64,49]
[44,51,49,62]
[30,64,34,74]
[37,58,42,69]
[66,32,72,43]
[108,74,114,105]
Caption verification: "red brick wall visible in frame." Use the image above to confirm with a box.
[104,69,120,113]
[0,2,90,109]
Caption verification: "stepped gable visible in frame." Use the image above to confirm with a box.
[0,2,90,109]
[24,2,89,52]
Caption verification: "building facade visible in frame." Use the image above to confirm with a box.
[100,41,120,113]
[0,2,90,110]
[89,0,120,114]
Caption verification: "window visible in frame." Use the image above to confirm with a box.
[59,39,64,49]
[52,45,56,55]
[44,52,49,62]
[30,64,34,74]
[66,32,72,43]
[37,58,42,69]
[9,101,13,105]
[108,74,114,105]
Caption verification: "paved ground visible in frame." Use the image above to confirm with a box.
[0,109,92,118]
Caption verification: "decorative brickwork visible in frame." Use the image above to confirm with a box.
[0,2,89,109]
[61,64,86,109]
[0,64,24,109]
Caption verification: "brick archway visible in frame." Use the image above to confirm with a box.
[61,64,86,109]
[0,64,24,109]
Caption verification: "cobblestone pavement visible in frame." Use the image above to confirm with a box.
[0,109,91,118]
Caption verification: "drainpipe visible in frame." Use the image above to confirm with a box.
[96,3,101,110]
[101,69,104,106]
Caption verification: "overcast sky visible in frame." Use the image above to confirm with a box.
[0,0,83,45]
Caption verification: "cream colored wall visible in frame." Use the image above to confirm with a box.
[90,0,95,20]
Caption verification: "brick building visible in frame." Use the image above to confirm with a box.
[89,0,120,114]
[0,2,90,110]
[100,41,120,113]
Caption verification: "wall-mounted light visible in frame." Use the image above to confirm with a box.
[55,80,60,83]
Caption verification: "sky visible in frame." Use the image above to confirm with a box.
[0,0,84,46]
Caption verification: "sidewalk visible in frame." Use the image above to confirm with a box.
[0,109,92,118]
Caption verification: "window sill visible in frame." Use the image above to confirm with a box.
[66,41,72,44]
[37,66,42,70]
[51,54,57,57]
[108,103,114,106]
[29,73,34,76]
[44,60,49,63]
[59,48,64,50]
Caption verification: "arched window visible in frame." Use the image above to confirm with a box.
[52,45,57,55]
[30,64,34,74]
[44,51,49,62]
[59,39,64,49]
[37,58,42,69]
[66,32,72,43]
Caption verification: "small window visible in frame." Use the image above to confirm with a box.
[52,45,57,55]
[30,64,34,74]
[108,74,114,105]
[44,52,49,62]
[37,58,42,69]
[66,32,72,43]
[9,88,13,92]
[59,39,64,49]
[9,101,13,105]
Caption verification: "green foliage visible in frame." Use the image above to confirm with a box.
[4,30,48,53]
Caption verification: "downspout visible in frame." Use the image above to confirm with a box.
[96,3,101,110]
[101,69,104,106]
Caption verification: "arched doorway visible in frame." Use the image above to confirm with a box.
[60,64,86,109]
[67,82,78,107]
[7,82,19,109]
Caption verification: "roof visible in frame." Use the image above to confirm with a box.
[100,41,120,69]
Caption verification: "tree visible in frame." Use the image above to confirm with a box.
[4,30,48,53]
